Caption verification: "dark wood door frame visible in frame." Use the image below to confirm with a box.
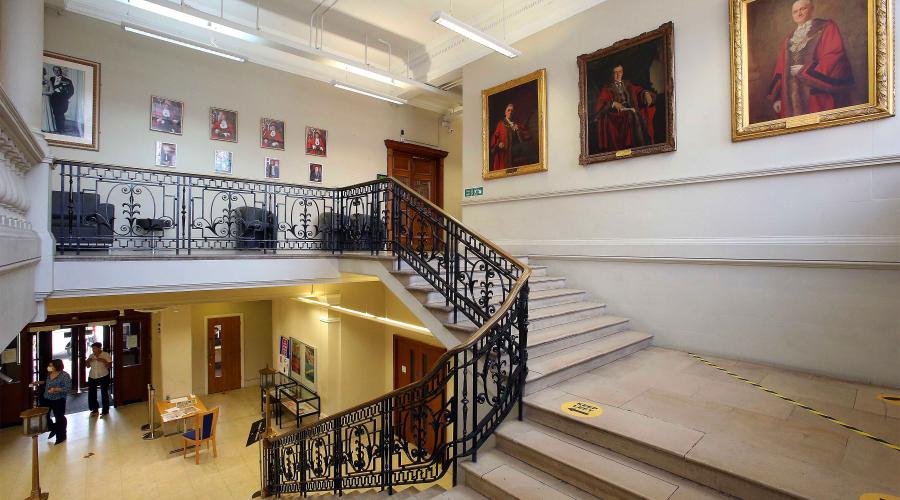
[385,139,449,208]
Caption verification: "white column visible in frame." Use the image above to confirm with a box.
[0,0,44,129]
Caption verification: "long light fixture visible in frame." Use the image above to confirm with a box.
[332,81,407,105]
[295,296,429,334]
[122,23,246,62]
[117,0,408,88]
[431,11,521,58]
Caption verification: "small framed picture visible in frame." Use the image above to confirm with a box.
[261,118,285,150]
[210,107,238,142]
[155,141,176,168]
[309,163,323,183]
[214,150,233,174]
[305,126,327,156]
[265,157,280,179]
[150,96,183,135]
[41,51,101,151]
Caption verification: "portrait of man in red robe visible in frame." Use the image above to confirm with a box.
[261,118,285,150]
[306,127,327,157]
[592,64,656,152]
[767,0,854,118]
[490,103,532,171]
[210,108,237,142]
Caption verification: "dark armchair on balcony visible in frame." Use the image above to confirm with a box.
[51,191,115,251]
[235,206,276,249]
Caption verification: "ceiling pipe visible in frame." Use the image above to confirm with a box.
[319,0,339,49]
[309,0,328,47]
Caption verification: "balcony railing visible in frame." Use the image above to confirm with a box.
[52,160,531,496]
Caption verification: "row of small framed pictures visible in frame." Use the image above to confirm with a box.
[150,96,328,156]
[154,141,323,183]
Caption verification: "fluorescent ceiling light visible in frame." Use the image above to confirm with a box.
[118,0,407,89]
[431,11,521,58]
[332,81,407,105]
[119,0,255,41]
[122,23,246,62]
[295,297,428,334]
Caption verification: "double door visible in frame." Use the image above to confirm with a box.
[393,336,447,455]
[385,140,448,251]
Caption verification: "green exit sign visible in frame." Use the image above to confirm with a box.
[464,187,484,197]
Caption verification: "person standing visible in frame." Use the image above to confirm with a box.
[36,359,70,445]
[86,342,112,417]
[48,66,74,134]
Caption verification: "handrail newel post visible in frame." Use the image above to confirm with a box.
[334,416,343,496]
[385,397,394,495]
[452,353,459,486]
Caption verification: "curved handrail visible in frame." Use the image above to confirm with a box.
[265,177,531,496]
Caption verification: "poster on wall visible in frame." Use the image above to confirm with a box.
[210,107,238,142]
[577,22,676,165]
[305,126,327,156]
[261,118,285,150]
[214,150,233,175]
[41,51,100,151]
[150,96,183,135]
[730,0,894,141]
[309,163,323,183]
[265,157,280,179]
[278,336,291,375]
[290,338,303,379]
[301,343,317,391]
[481,69,547,180]
[155,141,177,168]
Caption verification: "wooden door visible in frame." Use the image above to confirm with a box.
[0,333,32,427]
[393,336,447,454]
[385,140,448,251]
[113,313,151,405]
[207,316,242,394]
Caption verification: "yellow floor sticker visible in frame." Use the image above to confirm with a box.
[878,394,900,406]
[561,401,603,418]
[860,494,900,500]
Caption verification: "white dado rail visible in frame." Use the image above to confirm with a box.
[0,83,48,351]
[0,85,43,229]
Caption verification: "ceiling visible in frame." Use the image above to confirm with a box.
[50,0,604,112]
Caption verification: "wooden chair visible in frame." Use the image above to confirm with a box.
[182,407,219,464]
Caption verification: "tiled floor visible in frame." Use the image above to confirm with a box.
[0,387,264,500]
[548,347,900,496]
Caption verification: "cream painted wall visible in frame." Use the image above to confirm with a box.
[42,11,460,201]
[441,115,464,219]
[190,301,272,396]
[159,305,192,400]
[460,0,900,385]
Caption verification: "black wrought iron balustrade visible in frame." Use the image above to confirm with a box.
[51,160,531,497]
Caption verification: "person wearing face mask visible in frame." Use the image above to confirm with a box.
[35,359,71,445]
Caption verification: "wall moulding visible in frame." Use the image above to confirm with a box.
[460,153,900,206]
[523,254,900,270]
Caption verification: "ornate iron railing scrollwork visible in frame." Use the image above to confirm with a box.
[50,160,529,497]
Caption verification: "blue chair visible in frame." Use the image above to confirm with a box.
[182,407,219,464]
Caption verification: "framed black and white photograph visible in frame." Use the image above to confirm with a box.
[155,141,176,168]
[41,51,100,150]
[150,96,183,135]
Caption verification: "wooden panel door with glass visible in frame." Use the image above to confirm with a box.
[207,316,242,394]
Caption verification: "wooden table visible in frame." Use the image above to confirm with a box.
[156,397,207,454]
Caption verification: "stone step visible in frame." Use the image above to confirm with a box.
[436,485,487,499]
[523,387,895,500]
[405,276,567,304]
[525,331,653,395]
[528,315,631,358]
[423,289,587,323]
[444,301,608,335]
[496,419,729,500]
[461,448,597,499]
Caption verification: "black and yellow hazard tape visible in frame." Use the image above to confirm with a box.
[878,394,900,406]
[687,353,900,453]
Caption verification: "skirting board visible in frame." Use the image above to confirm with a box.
[461,153,900,206]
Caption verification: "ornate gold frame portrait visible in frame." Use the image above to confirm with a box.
[481,69,547,180]
[730,0,894,141]
[578,22,676,165]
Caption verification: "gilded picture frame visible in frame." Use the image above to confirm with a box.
[482,68,547,180]
[730,0,894,141]
[578,22,676,165]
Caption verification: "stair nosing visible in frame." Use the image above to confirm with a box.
[527,331,653,380]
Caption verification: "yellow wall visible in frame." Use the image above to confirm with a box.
[190,301,273,396]
[159,306,192,399]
